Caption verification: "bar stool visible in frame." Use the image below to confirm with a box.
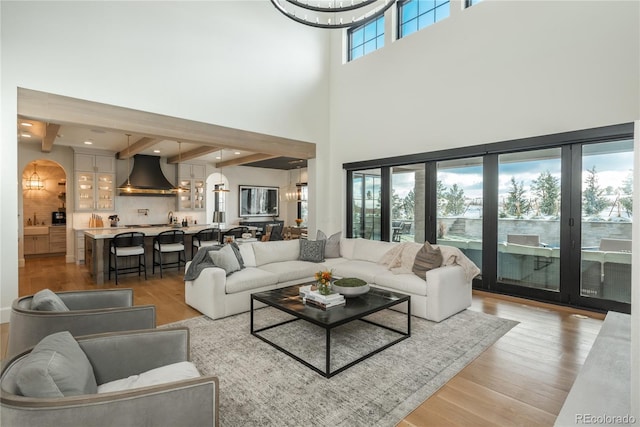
[153,230,186,278]
[109,232,147,285]
[191,228,219,259]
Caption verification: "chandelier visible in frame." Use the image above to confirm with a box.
[270,0,397,29]
[26,162,44,190]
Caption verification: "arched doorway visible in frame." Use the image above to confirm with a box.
[21,159,68,264]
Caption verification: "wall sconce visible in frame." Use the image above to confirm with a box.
[26,162,44,190]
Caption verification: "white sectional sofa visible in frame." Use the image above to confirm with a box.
[184,237,479,322]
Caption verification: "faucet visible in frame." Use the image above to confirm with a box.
[168,211,174,224]
[33,212,37,224]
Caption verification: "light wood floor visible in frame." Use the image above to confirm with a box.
[3,256,605,426]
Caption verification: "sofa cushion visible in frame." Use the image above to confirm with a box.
[352,239,396,263]
[340,238,357,259]
[97,361,200,393]
[299,239,325,262]
[208,244,242,276]
[374,271,428,296]
[225,267,278,294]
[16,331,97,398]
[31,289,70,312]
[331,260,390,284]
[317,230,342,258]
[253,240,301,266]
[260,260,320,283]
[412,242,443,279]
[239,243,256,267]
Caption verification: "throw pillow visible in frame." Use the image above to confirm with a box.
[31,289,70,312]
[316,230,342,258]
[16,331,97,398]
[229,242,245,269]
[208,244,242,276]
[412,242,443,280]
[299,239,326,263]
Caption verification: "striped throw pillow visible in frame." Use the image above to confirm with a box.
[412,242,443,279]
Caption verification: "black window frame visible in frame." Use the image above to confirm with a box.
[343,123,633,314]
[348,15,385,62]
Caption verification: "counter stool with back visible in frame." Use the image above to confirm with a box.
[153,229,186,278]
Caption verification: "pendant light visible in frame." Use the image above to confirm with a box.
[296,166,307,203]
[26,162,44,190]
[118,134,133,193]
[212,149,230,193]
[270,0,397,29]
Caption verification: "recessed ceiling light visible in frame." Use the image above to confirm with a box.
[21,133,32,138]
[153,150,160,153]
[84,140,93,145]
[216,156,221,160]
[234,151,240,155]
[20,122,33,127]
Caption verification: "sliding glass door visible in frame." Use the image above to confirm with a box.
[391,164,425,243]
[436,158,483,274]
[497,148,562,292]
[580,140,633,304]
[351,169,382,239]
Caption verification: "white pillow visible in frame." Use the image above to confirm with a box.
[239,243,256,267]
[252,240,300,266]
[208,244,241,275]
[97,361,200,393]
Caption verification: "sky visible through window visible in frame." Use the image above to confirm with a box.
[392,149,633,218]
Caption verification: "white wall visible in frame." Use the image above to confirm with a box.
[1,1,330,321]
[327,0,639,415]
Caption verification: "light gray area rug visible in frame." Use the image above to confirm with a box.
[166,308,517,427]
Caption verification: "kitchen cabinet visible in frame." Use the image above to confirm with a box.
[24,235,50,255]
[75,152,116,212]
[75,153,115,173]
[49,226,66,253]
[177,163,206,211]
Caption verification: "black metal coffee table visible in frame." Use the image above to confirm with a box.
[250,285,411,378]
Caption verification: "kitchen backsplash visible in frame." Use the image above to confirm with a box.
[72,195,207,228]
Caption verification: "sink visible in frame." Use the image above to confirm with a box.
[24,226,49,235]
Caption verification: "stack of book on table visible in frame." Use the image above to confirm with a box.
[299,285,346,310]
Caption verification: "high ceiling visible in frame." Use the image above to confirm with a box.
[17,89,313,170]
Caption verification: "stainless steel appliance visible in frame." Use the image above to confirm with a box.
[51,211,66,225]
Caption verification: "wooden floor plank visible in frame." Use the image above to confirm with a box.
[1,256,605,426]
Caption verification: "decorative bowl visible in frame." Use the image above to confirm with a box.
[332,278,370,298]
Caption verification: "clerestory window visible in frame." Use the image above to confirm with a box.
[348,16,385,61]
[398,0,450,39]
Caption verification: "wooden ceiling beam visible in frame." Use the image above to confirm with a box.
[19,88,316,160]
[41,123,60,153]
[117,137,162,159]
[217,153,279,168]
[167,146,220,164]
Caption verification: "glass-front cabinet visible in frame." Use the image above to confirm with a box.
[74,151,115,212]
[177,163,206,211]
[76,172,115,211]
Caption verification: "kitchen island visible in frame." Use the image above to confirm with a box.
[83,225,255,285]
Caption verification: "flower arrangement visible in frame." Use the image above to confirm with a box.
[295,218,303,226]
[314,269,333,295]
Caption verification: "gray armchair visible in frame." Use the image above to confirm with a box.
[7,289,156,359]
[1,328,218,427]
